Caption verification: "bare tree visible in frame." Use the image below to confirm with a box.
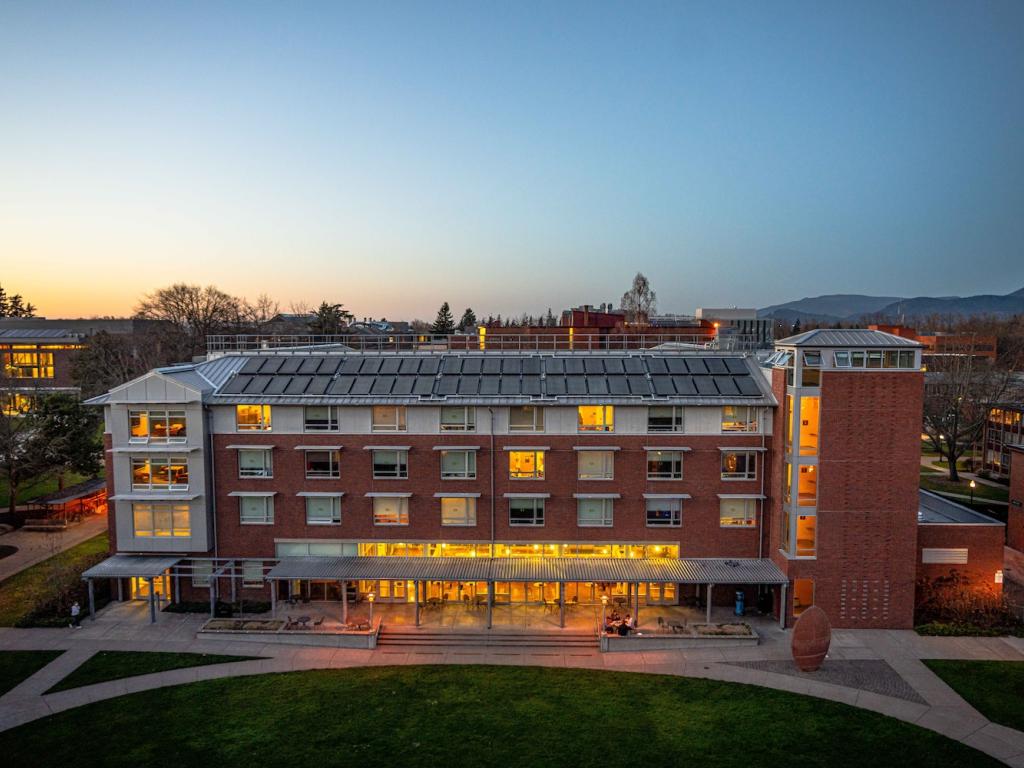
[71,330,180,399]
[240,293,280,331]
[922,335,1024,482]
[135,284,243,357]
[620,272,657,323]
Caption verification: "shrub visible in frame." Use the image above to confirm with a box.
[163,600,271,616]
[915,571,1024,636]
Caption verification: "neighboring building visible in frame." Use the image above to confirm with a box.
[917,490,1004,594]
[982,404,1024,479]
[1008,445,1024,553]
[82,327,993,633]
[695,308,774,348]
[867,324,997,362]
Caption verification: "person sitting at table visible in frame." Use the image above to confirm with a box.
[609,610,621,623]
[624,614,636,630]
[618,615,632,635]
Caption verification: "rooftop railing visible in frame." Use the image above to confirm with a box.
[206,332,766,356]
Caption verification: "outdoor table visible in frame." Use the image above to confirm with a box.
[297,615,311,628]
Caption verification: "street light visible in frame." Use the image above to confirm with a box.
[368,592,375,628]
[970,479,976,505]
[601,594,608,632]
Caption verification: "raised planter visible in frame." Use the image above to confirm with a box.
[601,622,759,652]
[198,617,381,648]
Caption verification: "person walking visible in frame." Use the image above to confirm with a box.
[70,601,82,629]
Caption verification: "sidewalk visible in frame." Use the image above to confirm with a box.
[2,608,1024,764]
[0,513,108,583]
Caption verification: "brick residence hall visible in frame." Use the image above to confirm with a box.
[80,329,1006,631]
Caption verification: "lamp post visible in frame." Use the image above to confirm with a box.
[970,479,976,505]
[601,594,608,632]
[368,592,375,628]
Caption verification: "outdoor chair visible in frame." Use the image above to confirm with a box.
[313,616,324,629]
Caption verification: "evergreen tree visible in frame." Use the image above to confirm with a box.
[791,319,802,336]
[458,308,478,330]
[431,302,456,335]
[309,302,353,335]
[544,308,556,326]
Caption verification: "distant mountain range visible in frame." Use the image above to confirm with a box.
[759,286,1024,324]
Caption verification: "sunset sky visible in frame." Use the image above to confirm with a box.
[2,1,1022,320]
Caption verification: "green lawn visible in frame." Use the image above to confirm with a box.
[0,666,1000,768]
[0,650,64,696]
[0,471,92,508]
[0,532,109,626]
[919,475,1009,502]
[46,651,262,693]
[924,660,1024,732]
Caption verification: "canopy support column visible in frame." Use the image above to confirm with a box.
[117,579,123,602]
[779,583,787,630]
[634,583,640,628]
[342,581,348,624]
[87,578,96,620]
[229,561,236,604]
[706,584,714,624]
[174,570,180,604]
[487,581,494,629]
[148,577,157,624]
[270,581,277,616]
[209,578,216,619]
[559,582,565,628]
[415,581,421,627]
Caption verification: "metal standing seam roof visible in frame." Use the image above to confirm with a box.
[264,556,788,585]
[82,554,182,579]
[0,328,81,340]
[775,329,922,348]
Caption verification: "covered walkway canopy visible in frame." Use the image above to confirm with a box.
[82,555,182,623]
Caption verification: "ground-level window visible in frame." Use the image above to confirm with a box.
[238,448,273,478]
[132,502,191,537]
[509,450,544,479]
[793,578,814,616]
[239,495,274,525]
[578,450,614,480]
[577,498,614,527]
[645,498,682,527]
[440,497,477,526]
[242,561,264,588]
[373,497,409,526]
[719,498,757,528]
[305,496,341,525]
[440,449,476,479]
[647,450,683,480]
[509,497,545,526]
[372,449,408,479]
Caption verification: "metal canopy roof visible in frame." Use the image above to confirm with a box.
[264,556,787,585]
[82,554,182,580]
[776,329,922,348]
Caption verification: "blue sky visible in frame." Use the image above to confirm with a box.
[1,1,1022,319]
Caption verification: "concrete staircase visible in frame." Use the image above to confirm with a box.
[377,626,599,650]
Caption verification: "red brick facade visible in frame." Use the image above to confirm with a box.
[917,523,1004,593]
[1009,447,1024,553]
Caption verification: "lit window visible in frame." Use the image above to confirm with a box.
[797,464,817,506]
[236,405,271,431]
[577,498,613,527]
[2,349,54,378]
[129,409,187,443]
[132,502,191,537]
[646,450,683,480]
[509,498,545,526]
[130,457,189,490]
[577,405,614,432]
[799,397,820,456]
[509,406,544,432]
[305,496,341,525]
[793,578,814,616]
[242,561,264,588]
[719,498,757,528]
[0,393,33,416]
[372,449,408,479]
[305,450,341,479]
[645,498,682,527]
[238,449,272,478]
[440,450,476,479]
[372,497,409,526]
[577,450,614,480]
[796,514,816,557]
[239,496,274,524]
[304,406,339,432]
[371,406,406,432]
[721,406,757,433]
[509,450,545,479]
[648,406,683,432]
[721,451,757,480]
[441,406,475,432]
[440,497,477,526]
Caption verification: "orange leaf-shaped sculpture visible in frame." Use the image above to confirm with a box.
[791,605,831,672]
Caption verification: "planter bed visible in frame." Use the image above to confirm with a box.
[602,622,759,651]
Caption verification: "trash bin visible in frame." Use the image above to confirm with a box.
[734,590,745,616]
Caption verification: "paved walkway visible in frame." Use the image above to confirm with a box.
[2,603,1024,764]
[0,513,107,582]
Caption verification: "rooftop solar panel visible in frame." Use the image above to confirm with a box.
[666,358,689,374]
[736,377,763,396]
[379,358,401,374]
[399,358,420,374]
[564,358,585,375]
[587,377,609,395]
[482,357,501,375]
[436,377,458,395]
[457,376,479,395]
[243,376,272,394]
[705,358,728,375]
[627,377,652,395]
[647,358,668,375]
[608,377,630,395]
[604,358,625,374]
[221,375,253,394]
[412,376,436,395]
[461,358,483,375]
[306,358,332,374]
[284,376,312,395]
[240,358,265,375]
[672,377,697,396]
[391,377,415,395]
[278,358,303,375]
[260,358,284,374]
[479,376,500,395]
[350,376,374,395]
[522,358,541,375]
[545,358,565,374]
[566,376,587,395]
[264,376,290,395]
[686,358,709,375]
[359,358,382,374]
[583,359,604,374]
[694,377,718,395]
[522,376,542,396]
[308,376,333,395]
[370,376,395,394]
[624,357,645,374]
[328,376,354,395]
[725,358,748,374]
[713,376,739,395]
[419,358,441,375]
[502,358,523,374]
[651,376,675,395]
[317,358,341,375]
[545,376,567,395]
[499,376,521,395]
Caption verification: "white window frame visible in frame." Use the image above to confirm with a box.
[303,405,340,432]
[238,449,273,479]
[440,450,477,480]
[239,495,274,525]
[372,496,410,526]
[128,409,187,444]
[719,498,757,528]
[721,450,757,481]
[509,406,544,432]
[304,449,341,479]
[509,450,545,480]
[440,497,477,526]
[132,502,191,537]
[646,450,683,480]
[236,404,272,432]
[305,496,342,525]
[647,406,684,433]
[721,405,758,433]
[372,449,409,479]
[371,405,407,432]
[645,498,682,528]
[130,456,189,491]
[509,497,545,527]
[577,405,614,433]
[440,406,476,432]
[577,498,614,527]
[577,450,614,480]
